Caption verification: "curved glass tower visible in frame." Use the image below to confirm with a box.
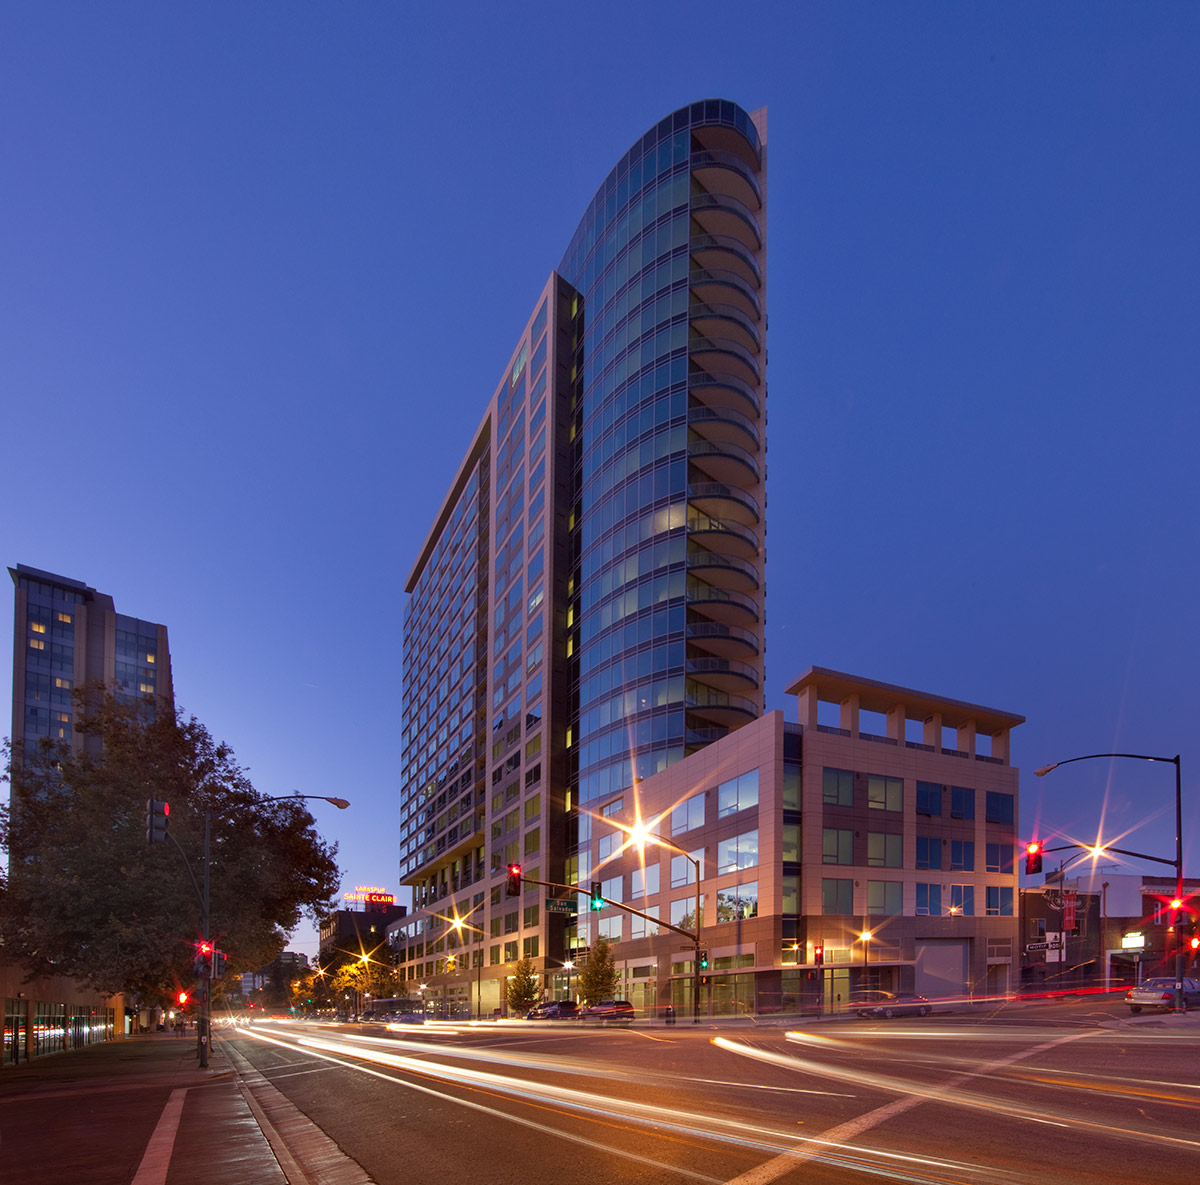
[396,101,765,1013]
[560,100,767,808]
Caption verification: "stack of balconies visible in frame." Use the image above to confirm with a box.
[684,131,764,738]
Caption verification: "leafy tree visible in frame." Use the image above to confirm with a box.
[0,686,341,1000]
[505,956,541,1014]
[577,935,619,1004]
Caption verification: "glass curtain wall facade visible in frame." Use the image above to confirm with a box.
[560,100,767,810]
[395,102,765,1010]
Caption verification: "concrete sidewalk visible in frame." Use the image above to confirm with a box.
[0,1031,371,1185]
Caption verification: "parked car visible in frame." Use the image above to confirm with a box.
[580,1000,635,1023]
[1125,977,1200,1014]
[855,991,932,1019]
[526,1000,580,1020]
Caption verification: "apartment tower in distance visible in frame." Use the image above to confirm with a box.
[394,101,766,1015]
[9,564,174,759]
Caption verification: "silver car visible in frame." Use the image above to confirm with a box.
[1125,976,1200,1013]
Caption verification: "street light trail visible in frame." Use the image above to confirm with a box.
[320,1028,857,1098]
[243,1028,1021,1185]
[243,1029,725,1183]
[717,1032,1200,1167]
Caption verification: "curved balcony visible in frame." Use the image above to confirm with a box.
[689,372,761,422]
[691,149,763,210]
[686,655,760,694]
[690,333,761,388]
[684,683,758,728]
[689,300,761,356]
[686,725,730,749]
[686,578,759,627]
[690,233,761,289]
[686,547,759,593]
[686,512,759,562]
[691,192,763,253]
[688,437,759,486]
[686,619,760,659]
[688,480,759,526]
[688,403,760,452]
[689,265,760,322]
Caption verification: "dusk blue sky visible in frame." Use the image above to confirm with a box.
[4,4,1197,962]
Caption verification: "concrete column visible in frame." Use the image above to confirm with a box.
[839,695,859,736]
[886,704,906,742]
[923,713,942,749]
[957,719,976,758]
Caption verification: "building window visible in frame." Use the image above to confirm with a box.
[867,775,902,811]
[822,828,853,865]
[631,906,660,938]
[670,851,702,887]
[717,882,758,921]
[867,880,902,916]
[717,769,759,818]
[950,840,975,871]
[671,792,705,835]
[601,875,621,901]
[985,791,1014,826]
[30,622,46,634]
[867,833,902,868]
[504,941,518,961]
[915,836,942,870]
[631,864,660,898]
[916,781,942,816]
[915,883,942,915]
[985,886,1014,916]
[29,638,45,651]
[950,786,975,819]
[822,878,853,915]
[670,897,700,930]
[986,843,1013,873]
[523,904,539,928]
[523,936,540,958]
[950,885,975,916]
[716,830,758,874]
[822,768,853,807]
[600,797,623,818]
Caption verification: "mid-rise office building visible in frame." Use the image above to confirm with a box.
[9,564,174,759]
[573,667,1024,1015]
[393,101,767,1014]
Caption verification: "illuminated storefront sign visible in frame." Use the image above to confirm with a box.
[1121,932,1146,950]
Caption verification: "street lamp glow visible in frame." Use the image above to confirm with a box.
[860,930,873,943]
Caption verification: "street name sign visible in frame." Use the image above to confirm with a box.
[545,898,578,914]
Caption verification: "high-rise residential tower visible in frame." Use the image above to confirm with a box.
[9,564,174,760]
[394,101,766,1014]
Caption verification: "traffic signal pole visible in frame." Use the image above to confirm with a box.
[200,810,211,1068]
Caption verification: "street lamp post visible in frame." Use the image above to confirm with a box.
[629,826,703,1024]
[194,793,349,1067]
[1035,753,1184,1011]
[564,960,574,1002]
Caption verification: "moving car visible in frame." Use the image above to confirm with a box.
[580,999,635,1022]
[855,991,932,1018]
[1125,976,1200,1014]
[526,1000,580,1020]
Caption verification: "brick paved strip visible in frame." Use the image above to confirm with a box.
[132,1087,188,1185]
[224,1041,375,1185]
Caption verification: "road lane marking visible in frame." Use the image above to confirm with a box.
[131,1087,187,1185]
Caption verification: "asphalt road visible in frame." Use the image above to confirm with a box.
[224,998,1200,1184]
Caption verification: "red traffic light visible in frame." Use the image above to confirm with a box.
[813,944,824,966]
[178,990,189,1005]
[198,940,213,954]
[1190,936,1199,951]
[505,864,522,897]
[1026,841,1041,855]
[1025,841,1044,875]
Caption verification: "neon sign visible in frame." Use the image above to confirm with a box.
[343,884,395,905]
